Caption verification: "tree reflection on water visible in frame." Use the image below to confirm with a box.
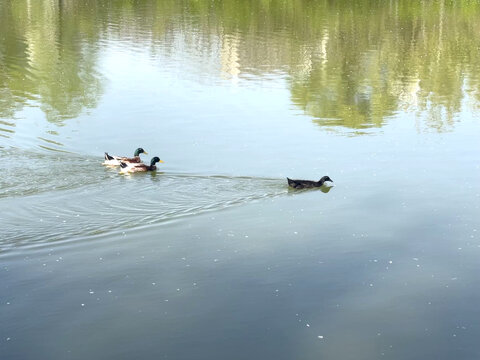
[1,0,480,132]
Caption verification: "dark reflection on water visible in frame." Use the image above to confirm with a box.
[2,0,480,133]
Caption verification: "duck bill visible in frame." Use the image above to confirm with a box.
[143,151,148,155]
[159,160,165,163]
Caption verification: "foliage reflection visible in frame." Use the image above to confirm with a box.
[1,0,480,132]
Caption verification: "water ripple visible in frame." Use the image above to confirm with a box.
[0,151,289,253]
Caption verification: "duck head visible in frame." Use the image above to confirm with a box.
[134,148,148,156]
[319,176,333,184]
[150,156,165,166]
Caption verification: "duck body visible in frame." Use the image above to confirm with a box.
[119,156,164,173]
[287,176,333,189]
[103,148,147,166]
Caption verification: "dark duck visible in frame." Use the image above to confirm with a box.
[287,176,333,189]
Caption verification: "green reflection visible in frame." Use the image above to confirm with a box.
[0,0,103,124]
[194,0,480,131]
[2,0,480,132]
[285,0,480,131]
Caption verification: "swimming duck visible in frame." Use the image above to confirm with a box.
[119,156,164,173]
[287,176,333,189]
[103,148,147,166]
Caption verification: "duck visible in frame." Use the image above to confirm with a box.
[119,156,164,173]
[287,176,333,189]
[103,148,147,166]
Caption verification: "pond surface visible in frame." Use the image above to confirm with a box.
[1,1,480,359]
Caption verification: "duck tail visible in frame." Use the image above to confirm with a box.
[105,152,114,161]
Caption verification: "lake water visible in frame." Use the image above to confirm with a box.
[1,1,480,359]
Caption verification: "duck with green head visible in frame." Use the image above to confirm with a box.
[103,147,147,166]
[119,156,164,173]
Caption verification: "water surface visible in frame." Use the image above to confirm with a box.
[1,1,480,359]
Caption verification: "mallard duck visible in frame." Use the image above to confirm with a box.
[119,156,164,173]
[103,148,147,166]
[287,176,333,189]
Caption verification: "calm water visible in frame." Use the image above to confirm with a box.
[1,1,480,359]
